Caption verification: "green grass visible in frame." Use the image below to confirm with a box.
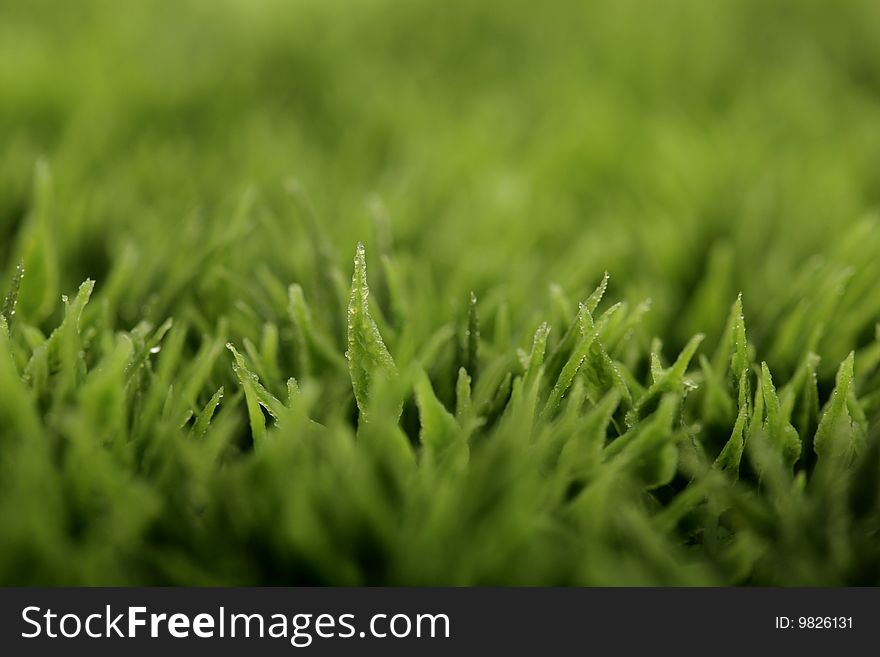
[1,0,879,585]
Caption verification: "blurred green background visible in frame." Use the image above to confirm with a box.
[3,0,880,363]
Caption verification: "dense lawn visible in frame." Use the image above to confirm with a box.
[1,0,879,585]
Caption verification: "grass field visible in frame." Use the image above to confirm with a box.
[1,0,879,585]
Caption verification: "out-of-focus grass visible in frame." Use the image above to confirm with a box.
[0,0,879,585]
